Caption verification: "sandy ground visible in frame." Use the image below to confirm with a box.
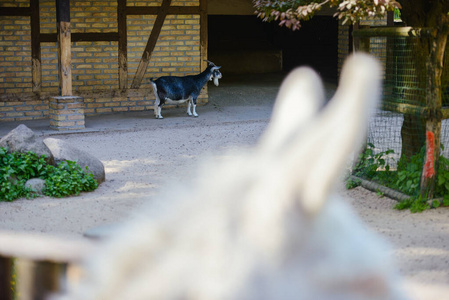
[1,73,449,299]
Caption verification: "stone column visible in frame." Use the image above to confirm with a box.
[49,96,85,131]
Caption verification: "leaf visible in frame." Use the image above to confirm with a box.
[432,200,440,208]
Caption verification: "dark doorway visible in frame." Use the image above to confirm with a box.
[208,15,338,82]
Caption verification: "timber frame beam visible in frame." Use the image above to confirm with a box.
[0,0,207,102]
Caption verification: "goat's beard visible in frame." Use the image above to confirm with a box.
[213,77,220,86]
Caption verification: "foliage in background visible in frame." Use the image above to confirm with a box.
[253,0,401,30]
[253,1,449,200]
[351,143,449,212]
[0,147,98,202]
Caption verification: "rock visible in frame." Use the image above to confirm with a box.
[25,178,46,195]
[0,124,54,164]
[43,138,105,184]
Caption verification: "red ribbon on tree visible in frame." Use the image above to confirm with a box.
[423,131,436,179]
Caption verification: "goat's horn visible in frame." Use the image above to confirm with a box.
[204,60,216,67]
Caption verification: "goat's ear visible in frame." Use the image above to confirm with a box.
[259,67,324,153]
[284,54,381,215]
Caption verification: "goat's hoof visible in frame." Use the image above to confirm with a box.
[155,115,163,119]
[193,114,199,118]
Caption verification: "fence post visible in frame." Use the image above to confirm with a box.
[420,31,447,199]
[353,24,370,53]
[0,256,12,300]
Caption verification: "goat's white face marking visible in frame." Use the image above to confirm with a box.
[211,66,222,87]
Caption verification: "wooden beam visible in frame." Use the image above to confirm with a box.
[0,256,12,300]
[118,0,128,90]
[31,261,65,300]
[387,11,394,27]
[40,32,119,43]
[40,33,58,43]
[0,7,32,16]
[131,0,172,89]
[30,0,41,92]
[353,26,433,38]
[56,0,72,96]
[200,0,208,72]
[0,88,153,102]
[126,5,200,15]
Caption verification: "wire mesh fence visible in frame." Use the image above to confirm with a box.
[352,27,449,200]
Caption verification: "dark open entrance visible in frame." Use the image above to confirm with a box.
[208,15,338,82]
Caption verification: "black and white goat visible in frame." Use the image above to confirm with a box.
[150,60,222,119]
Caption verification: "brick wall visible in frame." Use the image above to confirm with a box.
[0,0,204,122]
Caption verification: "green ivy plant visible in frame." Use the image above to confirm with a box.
[353,143,395,184]
[349,143,449,212]
[0,147,98,202]
[395,148,425,196]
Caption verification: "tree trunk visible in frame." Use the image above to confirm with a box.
[420,24,448,198]
[396,0,449,198]
[400,36,428,161]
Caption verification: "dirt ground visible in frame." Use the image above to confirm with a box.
[1,73,448,299]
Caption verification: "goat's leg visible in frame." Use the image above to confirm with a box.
[191,98,198,117]
[157,105,163,119]
[153,100,159,119]
[152,84,162,119]
[187,99,193,116]
[153,96,161,119]
[154,93,164,119]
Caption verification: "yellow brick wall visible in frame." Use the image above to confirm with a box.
[0,0,204,121]
[0,14,33,94]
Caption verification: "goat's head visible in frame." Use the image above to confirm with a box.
[205,60,222,86]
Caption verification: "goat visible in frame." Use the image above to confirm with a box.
[54,54,408,300]
[150,60,222,119]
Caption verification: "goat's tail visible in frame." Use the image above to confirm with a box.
[150,78,158,97]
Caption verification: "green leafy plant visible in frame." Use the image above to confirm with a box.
[0,147,98,202]
[376,189,384,198]
[345,177,361,189]
[353,143,395,183]
[436,155,449,196]
[44,161,97,198]
[349,143,449,212]
[395,148,425,196]
[394,196,430,213]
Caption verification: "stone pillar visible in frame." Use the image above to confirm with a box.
[49,96,85,131]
